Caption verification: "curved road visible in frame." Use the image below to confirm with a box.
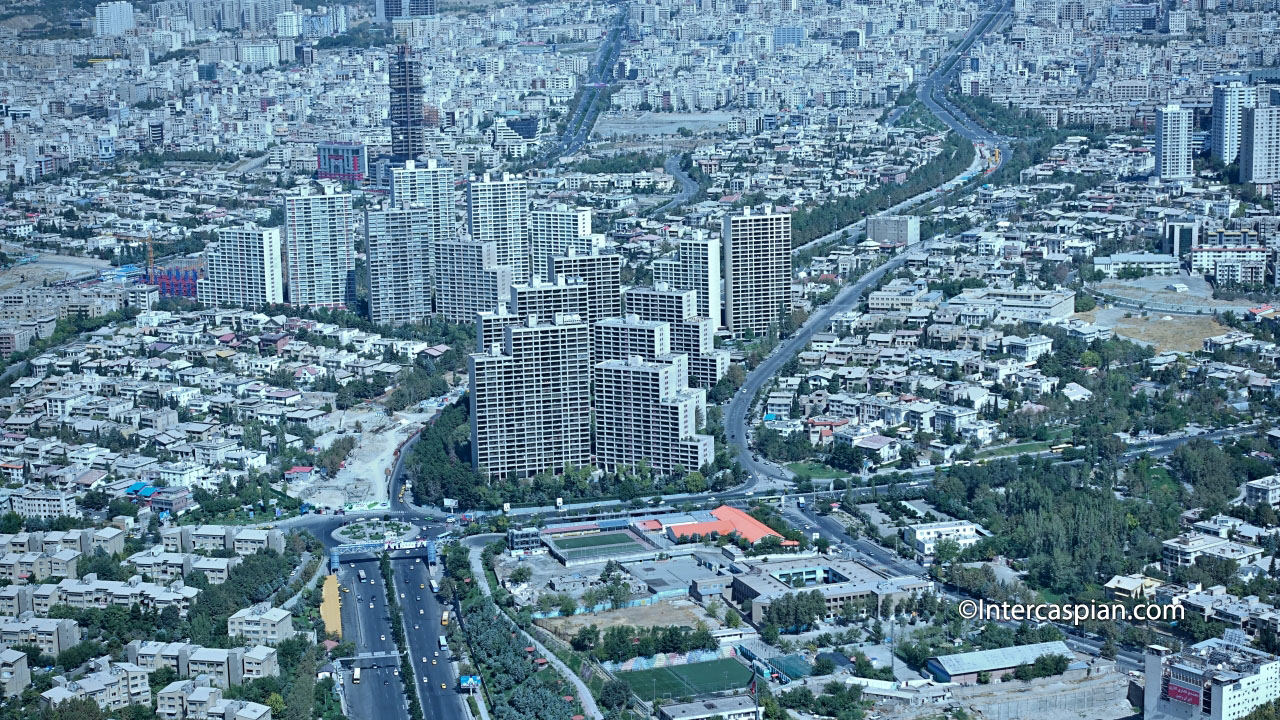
[650,154,699,215]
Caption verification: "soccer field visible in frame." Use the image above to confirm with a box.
[553,532,635,550]
[621,659,752,702]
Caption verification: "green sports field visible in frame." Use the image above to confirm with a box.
[620,659,753,702]
[553,532,635,549]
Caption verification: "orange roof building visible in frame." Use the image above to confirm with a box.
[663,505,782,544]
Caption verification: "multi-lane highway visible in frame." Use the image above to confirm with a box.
[388,551,464,720]
[337,560,410,720]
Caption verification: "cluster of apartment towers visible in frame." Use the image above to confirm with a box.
[197,160,794,480]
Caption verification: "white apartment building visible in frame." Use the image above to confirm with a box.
[284,184,354,309]
[389,158,453,212]
[1092,253,1181,278]
[1245,476,1280,507]
[654,232,721,326]
[510,277,588,322]
[433,239,512,324]
[623,284,728,388]
[275,11,301,37]
[42,657,150,711]
[1144,636,1280,720]
[5,486,78,520]
[469,315,591,479]
[592,314,673,366]
[225,604,294,646]
[198,225,284,309]
[1162,532,1263,571]
[594,356,714,474]
[467,173,530,282]
[1242,106,1280,185]
[365,205,434,326]
[531,204,593,278]
[0,616,80,655]
[902,520,984,560]
[550,250,622,326]
[1156,104,1194,181]
[723,206,791,336]
[1188,246,1268,284]
[866,215,920,246]
[1211,82,1257,165]
[94,1,136,37]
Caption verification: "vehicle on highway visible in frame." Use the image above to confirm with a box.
[380,635,385,641]
[430,580,440,593]
[441,683,447,689]
[357,570,366,583]
[400,593,405,598]
[369,602,374,609]
[352,668,360,684]
[419,609,424,615]
[441,609,450,626]
[432,659,437,665]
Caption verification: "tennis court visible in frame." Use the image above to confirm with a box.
[621,658,753,702]
[554,532,635,549]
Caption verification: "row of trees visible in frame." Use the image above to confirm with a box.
[570,624,717,663]
[461,598,579,720]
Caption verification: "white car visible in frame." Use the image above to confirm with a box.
[380,635,385,641]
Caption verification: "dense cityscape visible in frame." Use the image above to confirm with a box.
[3,1,1280,720]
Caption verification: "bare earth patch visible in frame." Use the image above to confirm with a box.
[1076,308,1228,353]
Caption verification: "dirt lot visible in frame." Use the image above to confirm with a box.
[1095,274,1251,311]
[537,599,717,640]
[1076,307,1230,353]
[0,253,109,292]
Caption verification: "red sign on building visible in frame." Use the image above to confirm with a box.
[1167,682,1201,706]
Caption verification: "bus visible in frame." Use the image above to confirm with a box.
[357,569,367,583]
[1050,443,1073,453]
[352,667,361,684]
[441,609,450,626]
[430,579,440,594]
[438,635,448,651]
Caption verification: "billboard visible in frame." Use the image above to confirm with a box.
[1167,682,1200,706]
[460,676,481,689]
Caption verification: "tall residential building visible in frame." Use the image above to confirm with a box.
[467,173,530,283]
[470,315,591,479]
[654,232,722,326]
[1144,635,1280,720]
[1155,104,1194,181]
[531,205,594,278]
[722,206,791,336]
[376,0,436,21]
[366,206,434,326]
[592,315,675,367]
[434,239,511,323]
[594,356,714,474]
[1211,82,1257,165]
[95,1,136,37]
[198,225,284,309]
[624,284,729,388]
[389,46,427,159]
[1241,106,1280,185]
[549,250,622,327]
[284,184,355,309]
[475,303,521,352]
[511,277,589,322]
[389,158,453,211]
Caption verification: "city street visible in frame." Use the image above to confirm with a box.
[337,560,409,720]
